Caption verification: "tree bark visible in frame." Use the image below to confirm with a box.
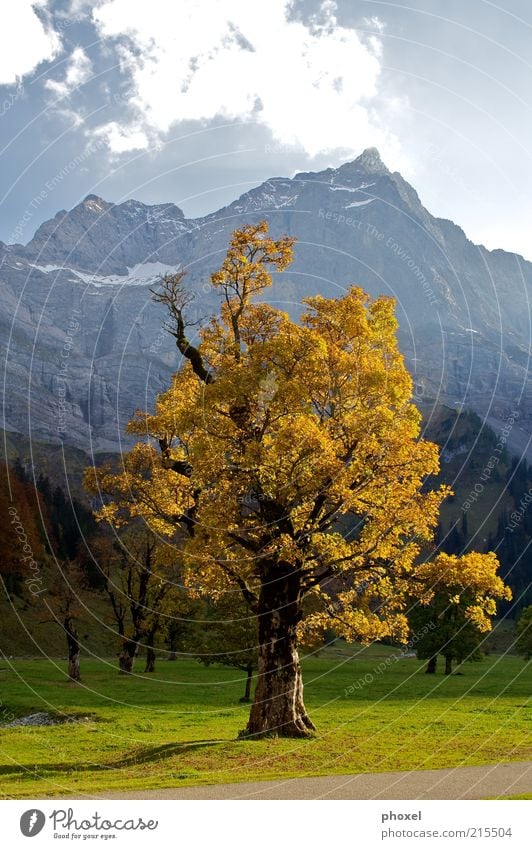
[444,655,453,675]
[425,655,437,674]
[166,622,181,660]
[118,637,137,674]
[243,568,315,738]
[68,652,81,682]
[240,664,253,703]
[65,615,81,682]
[145,642,156,673]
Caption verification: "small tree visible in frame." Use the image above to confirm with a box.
[408,552,512,674]
[188,594,257,702]
[40,560,91,683]
[143,615,161,673]
[86,221,455,737]
[58,580,82,683]
[515,606,532,660]
[166,620,186,661]
[97,528,180,674]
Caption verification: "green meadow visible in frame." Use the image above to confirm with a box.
[0,642,530,798]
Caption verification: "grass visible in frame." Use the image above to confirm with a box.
[0,643,530,798]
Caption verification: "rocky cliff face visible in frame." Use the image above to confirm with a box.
[22,195,193,275]
[2,148,531,454]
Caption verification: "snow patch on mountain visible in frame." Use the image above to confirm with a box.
[30,260,179,287]
[346,198,375,209]
[330,182,376,193]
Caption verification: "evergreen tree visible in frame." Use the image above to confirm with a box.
[515,605,532,660]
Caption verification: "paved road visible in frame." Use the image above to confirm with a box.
[99,761,532,800]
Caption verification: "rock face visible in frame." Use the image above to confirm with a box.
[1,148,531,454]
[24,195,193,275]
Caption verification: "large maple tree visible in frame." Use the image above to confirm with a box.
[87,221,455,737]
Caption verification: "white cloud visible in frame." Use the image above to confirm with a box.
[93,120,149,152]
[59,0,101,18]
[45,46,92,99]
[92,0,402,163]
[0,0,60,85]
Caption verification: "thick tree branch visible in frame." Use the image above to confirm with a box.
[216,560,259,612]
[228,531,261,553]
[151,274,213,384]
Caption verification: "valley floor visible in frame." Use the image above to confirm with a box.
[0,645,530,799]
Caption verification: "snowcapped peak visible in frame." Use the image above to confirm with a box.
[82,194,108,213]
[341,147,390,176]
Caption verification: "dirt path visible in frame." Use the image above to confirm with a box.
[98,761,532,800]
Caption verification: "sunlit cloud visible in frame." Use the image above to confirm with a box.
[91,0,403,164]
[45,46,92,99]
[0,0,60,85]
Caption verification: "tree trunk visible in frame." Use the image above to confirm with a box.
[118,638,137,674]
[240,664,253,703]
[145,644,156,673]
[425,655,437,674]
[68,652,81,681]
[243,569,315,738]
[444,655,452,675]
[65,616,81,682]
[166,622,181,660]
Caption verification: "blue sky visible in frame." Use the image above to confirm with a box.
[0,0,531,258]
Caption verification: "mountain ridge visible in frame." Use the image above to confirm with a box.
[1,147,531,455]
[9,147,529,266]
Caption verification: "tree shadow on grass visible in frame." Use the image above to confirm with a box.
[0,738,227,779]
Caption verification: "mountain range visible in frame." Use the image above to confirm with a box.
[1,147,531,456]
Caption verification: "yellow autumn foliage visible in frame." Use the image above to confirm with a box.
[86,221,455,645]
[411,551,512,633]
